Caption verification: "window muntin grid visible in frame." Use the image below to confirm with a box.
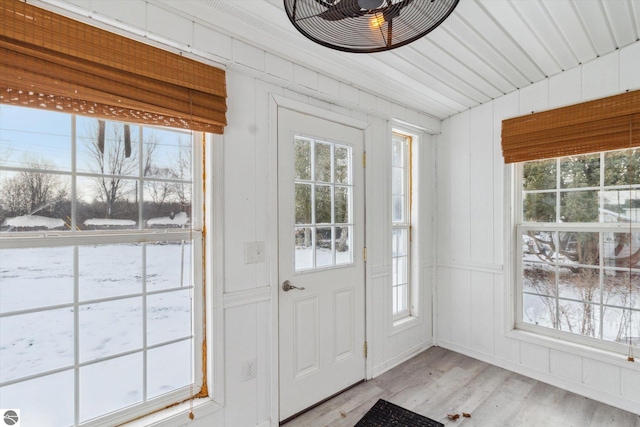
[0,105,203,426]
[392,133,411,318]
[293,136,354,272]
[517,149,640,352]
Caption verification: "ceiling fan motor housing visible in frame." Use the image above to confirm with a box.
[358,0,386,9]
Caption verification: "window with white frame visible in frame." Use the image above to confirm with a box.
[294,136,354,271]
[391,132,412,319]
[516,149,639,352]
[0,105,205,426]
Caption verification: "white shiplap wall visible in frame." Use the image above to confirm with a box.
[24,0,640,422]
[33,1,438,426]
[436,40,640,415]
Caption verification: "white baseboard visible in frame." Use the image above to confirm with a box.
[438,339,640,416]
[371,339,434,378]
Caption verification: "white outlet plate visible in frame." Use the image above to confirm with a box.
[242,359,257,381]
[244,241,265,264]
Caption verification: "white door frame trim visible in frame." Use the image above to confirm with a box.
[268,94,372,426]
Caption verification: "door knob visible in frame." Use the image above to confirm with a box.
[282,280,305,292]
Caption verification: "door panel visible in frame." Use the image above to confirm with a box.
[334,288,354,361]
[293,295,319,377]
[278,107,365,421]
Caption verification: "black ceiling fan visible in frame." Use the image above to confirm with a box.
[284,0,459,53]
[316,0,407,21]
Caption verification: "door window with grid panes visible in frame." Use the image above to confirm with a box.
[0,105,204,426]
[294,136,354,271]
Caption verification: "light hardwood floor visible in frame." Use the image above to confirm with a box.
[282,346,640,427]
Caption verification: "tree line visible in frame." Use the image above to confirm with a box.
[0,120,192,230]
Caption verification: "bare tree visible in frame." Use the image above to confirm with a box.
[172,135,192,208]
[1,173,29,216]
[146,166,174,206]
[143,132,158,177]
[0,107,8,165]
[83,121,138,218]
[141,131,186,220]
[0,155,69,218]
[0,143,11,166]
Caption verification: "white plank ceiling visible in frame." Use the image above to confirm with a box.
[165,0,640,120]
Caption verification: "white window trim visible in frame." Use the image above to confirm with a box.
[392,132,411,321]
[506,161,640,366]
[390,126,422,332]
[122,132,224,426]
[0,115,210,426]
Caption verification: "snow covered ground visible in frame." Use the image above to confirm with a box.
[295,246,352,270]
[3,214,65,230]
[522,253,640,343]
[2,213,190,232]
[0,243,193,426]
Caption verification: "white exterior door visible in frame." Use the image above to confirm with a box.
[278,107,366,421]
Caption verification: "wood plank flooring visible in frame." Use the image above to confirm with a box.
[282,346,640,427]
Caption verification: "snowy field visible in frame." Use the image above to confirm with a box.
[0,243,193,426]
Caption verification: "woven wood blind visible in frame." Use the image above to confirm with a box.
[0,0,226,133]
[502,90,640,163]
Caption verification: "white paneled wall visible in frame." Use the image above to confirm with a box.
[36,1,438,426]
[25,0,640,422]
[220,45,437,427]
[436,42,640,415]
[369,123,436,377]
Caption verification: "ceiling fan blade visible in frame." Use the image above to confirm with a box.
[317,0,366,21]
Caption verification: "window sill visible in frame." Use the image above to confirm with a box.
[506,328,639,372]
[120,398,222,427]
[390,314,421,335]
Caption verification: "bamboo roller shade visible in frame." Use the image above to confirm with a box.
[0,0,226,133]
[502,89,640,164]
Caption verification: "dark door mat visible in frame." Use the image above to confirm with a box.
[355,399,444,427]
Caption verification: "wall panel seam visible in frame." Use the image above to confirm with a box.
[223,287,272,309]
[437,259,504,274]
